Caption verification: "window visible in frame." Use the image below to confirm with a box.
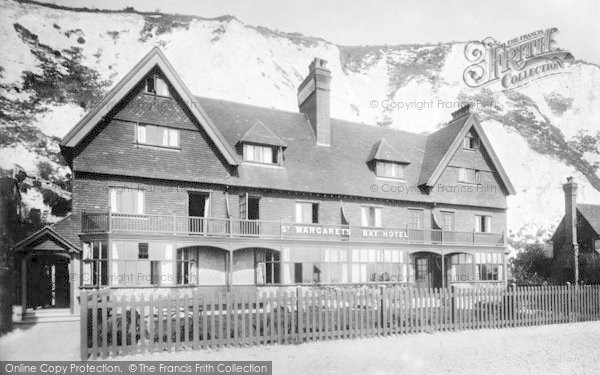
[112,242,174,286]
[447,253,474,282]
[177,248,198,285]
[256,249,280,284]
[441,211,454,231]
[145,74,170,97]
[475,252,503,281]
[351,249,406,283]
[376,161,405,179]
[296,202,318,224]
[475,215,492,233]
[463,131,478,150]
[109,187,144,214]
[458,168,480,184]
[82,241,108,287]
[287,248,349,284]
[137,123,179,148]
[243,143,279,164]
[409,209,423,230]
[361,206,382,227]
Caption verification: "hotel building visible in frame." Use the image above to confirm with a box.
[13,48,515,313]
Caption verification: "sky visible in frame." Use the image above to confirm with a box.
[37,0,600,64]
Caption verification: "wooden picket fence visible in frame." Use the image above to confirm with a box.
[81,284,600,360]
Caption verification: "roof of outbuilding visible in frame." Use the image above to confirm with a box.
[578,204,600,234]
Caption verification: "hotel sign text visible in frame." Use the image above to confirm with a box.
[281,225,408,239]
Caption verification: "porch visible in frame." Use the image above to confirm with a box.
[81,212,505,247]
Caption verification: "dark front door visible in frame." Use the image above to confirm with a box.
[414,253,443,289]
[27,256,70,308]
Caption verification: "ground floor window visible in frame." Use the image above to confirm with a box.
[447,253,475,282]
[82,241,108,286]
[256,249,280,284]
[177,248,198,285]
[475,252,503,281]
[111,241,174,286]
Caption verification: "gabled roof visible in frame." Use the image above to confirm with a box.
[418,114,516,195]
[239,120,287,147]
[578,204,600,234]
[368,138,411,164]
[13,225,79,254]
[60,47,240,165]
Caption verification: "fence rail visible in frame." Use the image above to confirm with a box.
[81,284,600,360]
[81,212,504,246]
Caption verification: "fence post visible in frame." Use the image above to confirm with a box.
[451,285,457,329]
[296,287,302,344]
[379,286,386,335]
[80,290,88,361]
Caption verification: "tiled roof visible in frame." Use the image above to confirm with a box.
[418,115,469,186]
[196,96,432,202]
[578,204,600,234]
[239,119,287,147]
[367,138,411,164]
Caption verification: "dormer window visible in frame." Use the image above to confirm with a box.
[145,73,170,97]
[463,131,478,150]
[243,143,281,165]
[376,161,405,179]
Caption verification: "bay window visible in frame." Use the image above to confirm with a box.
[82,241,108,287]
[475,252,503,281]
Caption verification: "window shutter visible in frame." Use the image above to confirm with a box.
[475,215,480,232]
[295,203,303,223]
[485,216,492,233]
[137,124,146,143]
[137,190,144,214]
[169,129,179,147]
[110,189,118,213]
[361,207,368,226]
[161,128,169,146]
[204,193,211,218]
[240,193,248,219]
[375,208,382,227]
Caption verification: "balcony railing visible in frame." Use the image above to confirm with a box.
[81,212,505,247]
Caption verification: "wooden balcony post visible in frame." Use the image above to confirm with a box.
[107,207,111,233]
[229,216,233,238]
[472,229,475,245]
[405,224,409,244]
[280,218,283,240]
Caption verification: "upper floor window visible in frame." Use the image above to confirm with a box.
[361,206,382,227]
[463,131,478,150]
[243,143,280,164]
[137,123,179,149]
[376,161,405,179]
[409,209,423,230]
[145,74,170,97]
[110,187,144,214]
[441,211,454,231]
[296,202,318,224]
[458,168,480,184]
[475,215,492,233]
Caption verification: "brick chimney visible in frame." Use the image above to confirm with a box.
[298,58,331,146]
[451,104,471,120]
[563,176,578,247]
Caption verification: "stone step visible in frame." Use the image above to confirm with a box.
[16,315,80,324]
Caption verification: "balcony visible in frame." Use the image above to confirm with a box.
[81,212,505,247]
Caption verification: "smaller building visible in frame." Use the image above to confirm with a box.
[552,177,600,282]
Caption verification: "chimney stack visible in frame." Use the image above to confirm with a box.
[563,177,578,247]
[298,58,331,146]
[451,104,471,121]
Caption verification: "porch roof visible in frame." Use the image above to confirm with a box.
[13,225,80,255]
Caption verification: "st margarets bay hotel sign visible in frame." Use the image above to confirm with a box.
[281,225,408,239]
[463,28,573,90]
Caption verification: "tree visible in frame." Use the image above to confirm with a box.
[509,243,554,284]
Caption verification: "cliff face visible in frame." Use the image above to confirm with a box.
[1,0,599,242]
